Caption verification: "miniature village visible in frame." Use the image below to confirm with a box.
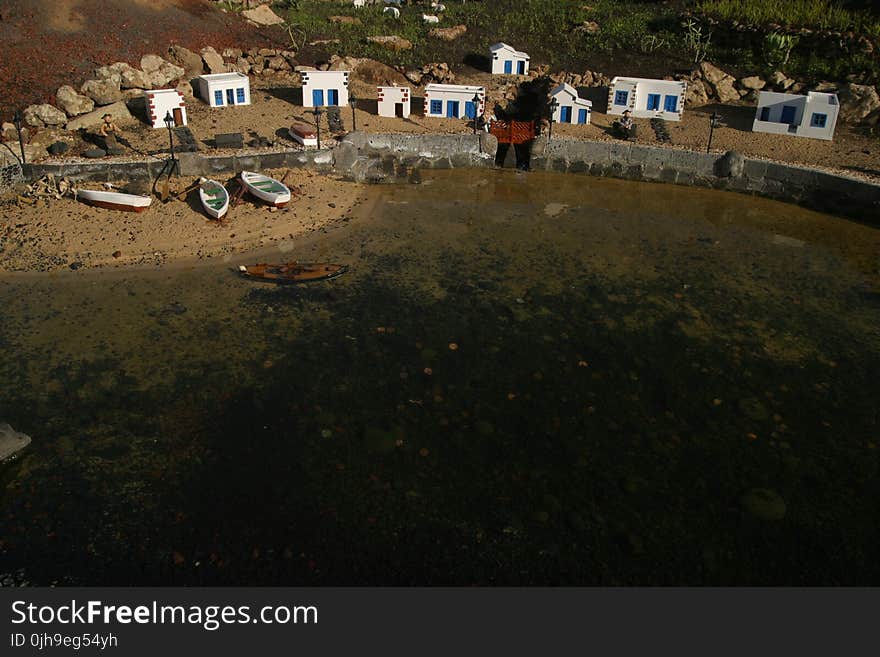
[1,1,880,591]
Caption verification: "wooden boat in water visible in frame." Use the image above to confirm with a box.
[75,188,152,212]
[239,170,291,207]
[288,122,318,147]
[238,262,348,284]
[198,177,229,219]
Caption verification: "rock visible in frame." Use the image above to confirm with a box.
[738,75,765,91]
[429,24,467,41]
[231,57,252,74]
[740,488,786,520]
[48,141,69,155]
[82,148,105,158]
[267,55,290,70]
[80,78,123,106]
[148,62,186,88]
[573,20,600,35]
[700,62,739,103]
[367,35,413,51]
[140,54,166,73]
[768,70,793,90]
[838,83,880,125]
[242,4,284,25]
[328,15,361,25]
[66,100,134,131]
[684,78,710,107]
[201,46,227,74]
[119,65,152,90]
[1,122,28,144]
[715,150,744,178]
[0,422,31,461]
[167,45,204,77]
[23,103,68,127]
[222,47,243,59]
[332,57,409,87]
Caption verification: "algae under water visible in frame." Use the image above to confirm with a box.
[1,169,878,585]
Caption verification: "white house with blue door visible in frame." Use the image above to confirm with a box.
[302,70,350,108]
[423,84,485,120]
[606,77,686,121]
[752,90,838,141]
[196,72,251,108]
[550,83,592,125]
[490,43,530,76]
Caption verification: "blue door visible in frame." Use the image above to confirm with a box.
[517,60,525,75]
[577,108,588,124]
[560,106,572,123]
[446,101,459,118]
[647,94,661,110]
[464,101,476,119]
[780,105,796,124]
[504,60,512,74]
[328,89,339,105]
[663,95,678,112]
[312,89,324,107]
[214,90,224,106]
[226,88,235,105]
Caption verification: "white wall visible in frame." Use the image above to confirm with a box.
[198,75,251,108]
[302,71,350,107]
[423,87,484,119]
[491,48,529,75]
[145,90,187,129]
[752,92,837,140]
[551,89,591,125]
[607,79,685,121]
[377,86,411,118]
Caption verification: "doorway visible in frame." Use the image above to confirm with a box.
[172,108,183,126]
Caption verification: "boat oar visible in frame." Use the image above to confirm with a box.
[176,179,202,202]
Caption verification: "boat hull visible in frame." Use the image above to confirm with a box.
[199,179,229,219]
[238,262,348,284]
[240,171,292,207]
[76,189,151,212]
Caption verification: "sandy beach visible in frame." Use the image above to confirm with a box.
[0,168,366,273]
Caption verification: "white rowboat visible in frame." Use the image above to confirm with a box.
[198,178,229,219]
[75,188,152,212]
[240,171,291,207]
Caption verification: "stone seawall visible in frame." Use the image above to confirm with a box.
[22,133,880,223]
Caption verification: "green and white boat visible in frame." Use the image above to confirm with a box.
[198,177,229,219]
[240,170,291,207]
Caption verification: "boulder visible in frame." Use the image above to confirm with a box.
[684,78,710,107]
[0,423,31,462]
[81,78,123,106]
[140,54,166,73]
[23,103,68,127]
[768,70,795,91]
[267,55,291,70]
[331,57,409,87]
[65,100,134,131]
[55,85,95,117]
[738,75,765,91]
[838,83,880,125]
[429,24,467,41]
[148,62,186,88]
[367,35,413,51]
[242,4,284,25]
[232,57,252,74]
[119,66,152,90]
[699,62,739,103]
[167,45,204,76]
[201,46,227,74]
[715,150,744,178]
[222,47,243,59]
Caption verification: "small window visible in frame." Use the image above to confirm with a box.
[760,107,770,121]
[663,95,678,112]
[430,99,442,114]
[810,112,827,128]
[646,94,661,111]
[236,87,246,104]
[614,90,628,106]
[214,89,223,106]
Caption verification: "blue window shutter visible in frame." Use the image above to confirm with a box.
[312,89,324,107]
[810,113,827,128]
[328,89,339,105]
[465,101,476,119]
[578,108,588,124]
[504,60,512,74]
[214,90,223,106]
[226,88,235,105]
[517,60,525,75]
[560,106,571,123]
[663,95,678,112]
[647,94,660,110]
[236,88,245,104]
[430,99,442,114]
[447,100,459,118]
[614,90,628,106]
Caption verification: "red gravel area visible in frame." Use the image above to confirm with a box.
[0,0,289,116]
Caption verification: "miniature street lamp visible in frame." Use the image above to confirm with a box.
[12,109,25,164]
[707,112,723,153]
[548,98,559,141]
[349,91,357,132]
[471,93,481,136]
[310,107,324,149]
[164,111,176,163]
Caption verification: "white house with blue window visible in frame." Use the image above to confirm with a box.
[490,43,530,76]
[302,70,350,108]
[196,72,251,108]
[607,77,686,121]
[550,83,592,125]
[423,84,485,120]
[752,90,838,141]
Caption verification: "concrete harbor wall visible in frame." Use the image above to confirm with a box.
[21,133,880,223]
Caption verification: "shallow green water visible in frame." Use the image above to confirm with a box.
[1,169,879,585]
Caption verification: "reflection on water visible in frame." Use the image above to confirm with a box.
[1,170,878,585]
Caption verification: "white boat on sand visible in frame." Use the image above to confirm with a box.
[240,171,291,207]
[75,188,152,212]
[198,178,229,219]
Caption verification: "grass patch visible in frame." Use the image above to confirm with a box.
[696,0,880,35]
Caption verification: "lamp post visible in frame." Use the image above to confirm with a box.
[471,93,481,135]
[548,98,559,141]
[310,107,324,149]
[349,92,357,132]
[164,111,176,164]
[707,112,722,153]
[12,109,25,164]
